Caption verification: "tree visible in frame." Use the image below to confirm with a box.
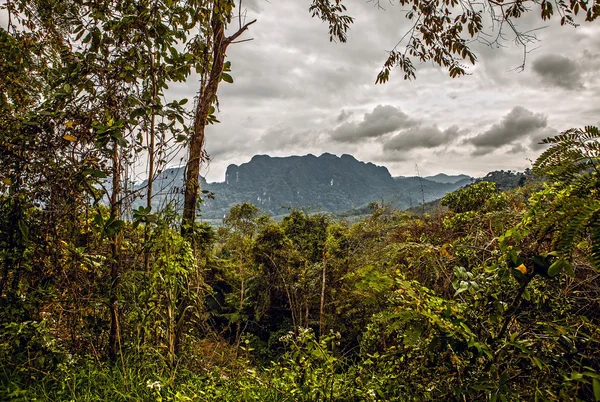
[316,0,599,82]
[180,0,256,246]
[2,0,208,362]
[222,203,261,355]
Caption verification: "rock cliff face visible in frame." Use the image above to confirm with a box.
[133,153,471,219]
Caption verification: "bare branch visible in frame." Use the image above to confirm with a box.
[226,18,257,45]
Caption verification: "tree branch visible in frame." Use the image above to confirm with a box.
[226,19,257,45]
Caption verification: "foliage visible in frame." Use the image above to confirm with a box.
[530,126,600,269]
[441,181,505,213]
[370,0,600,82]
[1,0,600,398]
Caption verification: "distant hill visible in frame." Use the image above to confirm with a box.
[133,153,471,219]
[477,170,527,191]
[424,173,472,184]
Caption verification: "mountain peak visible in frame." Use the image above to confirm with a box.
[134,154,470,219]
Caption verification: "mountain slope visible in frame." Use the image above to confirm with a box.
[133,153,470,219]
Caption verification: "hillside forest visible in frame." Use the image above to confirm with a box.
[2,0,600,400]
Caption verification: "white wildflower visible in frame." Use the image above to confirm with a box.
[146,380,161,391]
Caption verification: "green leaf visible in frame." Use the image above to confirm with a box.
[130,107,146,119]
[593,378,600,401]
[82,169,107,179]
[548,259,564,278]
[221,73,234,83]
[571,371,584,381]
[93,213,104,229]
[18,220,29,241]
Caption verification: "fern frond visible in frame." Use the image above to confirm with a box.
[590,213,600,270]
[556,201,599,258]
[530,125,600,271]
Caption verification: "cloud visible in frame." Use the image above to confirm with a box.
[581,50,600,71]
[152,1,600,182]
[532,54,583,90]
[330,105,415,143]
[466,106,554,155]
[385,125,465,151]
[241,0,262,12]
[258,126,322,152]
[527,127,559,150]
[336,109,353,123]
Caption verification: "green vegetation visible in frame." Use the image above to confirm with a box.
[2,0,600,400]
[1,127,600,400]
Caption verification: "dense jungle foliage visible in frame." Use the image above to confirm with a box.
[2,0,600,400]
[1,126,600,401]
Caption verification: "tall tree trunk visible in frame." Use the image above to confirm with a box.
[180,12,225,245]
[234,274,245,357]
[319,249,327,336]
[108,140,121,362]
[305,296,309,328]
[144,52,157,274]
[176,2,255,355]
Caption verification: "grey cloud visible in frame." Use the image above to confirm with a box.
[385,125,465,152]
[242,0,262,12]
[161,1,599,182]
[527,127,559,150]
[532,54,583,90]
[467,106,552,155]
[259,126,321,151]
[581,50,600,71]
[330,105,415,143]
[337,109,353,122]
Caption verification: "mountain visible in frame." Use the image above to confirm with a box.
[424,173,471,184]
[133,153,471,219]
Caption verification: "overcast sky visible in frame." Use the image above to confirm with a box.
[171,0,598,182]
[3,2,599,181]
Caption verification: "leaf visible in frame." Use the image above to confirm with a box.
[63,134,77,141]
[577,241,589,250]
[65,120,74,128]
[516,264,527,274]
[593,378,600,401]
[571,371,584,381]
[82,169,107,179]
[548,259,565,278]
[221,73,234,83]
[93,213,104,229]
[130,107,146,119]
[18,220,29,241]
[2,177,12,185]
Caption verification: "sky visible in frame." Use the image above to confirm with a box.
[176,0,600,182]
[3,1,599,182]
